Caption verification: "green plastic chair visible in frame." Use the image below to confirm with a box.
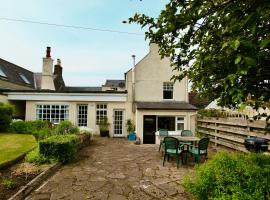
[179,130,193,146]
[188,137,210,163]
[163,136,183,168]
[158,129,169,152]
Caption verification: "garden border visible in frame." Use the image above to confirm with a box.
[8,162,61,200]
[0,147,36,170]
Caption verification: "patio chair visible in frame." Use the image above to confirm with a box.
[163,136,183,168]
[158,129,169,152]
[188,137,210,163]
[179,130,193,146]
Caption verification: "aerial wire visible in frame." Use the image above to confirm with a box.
[0,17,144,36]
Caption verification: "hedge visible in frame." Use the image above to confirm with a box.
[39,134,79,163]
[184,151,270,200]
[0,103,14,132]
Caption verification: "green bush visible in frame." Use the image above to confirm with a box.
[0,103,14,132]
[39,134,79,163]
[54,121,79,135]
[25,147,53,165]
[184,151,270,200]
[198,109,227,118]
[9,120,32,134]
[9,120,52,140]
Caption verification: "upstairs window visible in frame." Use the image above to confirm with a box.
[96,104,107,124]
[19,73,31,84]
[163,82,173,100]
[0,67,7,78]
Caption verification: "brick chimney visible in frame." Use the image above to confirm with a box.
[53,59,65,91]
[41,47,55,90]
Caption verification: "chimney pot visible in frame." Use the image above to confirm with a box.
[46,47,51,58]
[57,58,61,66]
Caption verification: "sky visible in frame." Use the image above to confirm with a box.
[0,0,168,86]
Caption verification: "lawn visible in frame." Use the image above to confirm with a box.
[0,134,37,167]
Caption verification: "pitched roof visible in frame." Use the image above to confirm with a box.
[189,92,210,109]
[0,58,35,89]
[136,101,198,110]
[103,80,125,88]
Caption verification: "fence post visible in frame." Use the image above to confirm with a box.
[214,122,217,146]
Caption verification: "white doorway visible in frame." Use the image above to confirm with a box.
[113,110,124,137]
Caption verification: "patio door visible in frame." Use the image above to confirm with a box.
[113,110,124,137]
[143,115,156,144]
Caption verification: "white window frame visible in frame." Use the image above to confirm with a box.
[36,104,69,124]
[96,104,107,124]
[163,82,174,100]
[176,116,185,131]
[77,104,88,127]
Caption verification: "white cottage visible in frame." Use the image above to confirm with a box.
[2,44,197,144]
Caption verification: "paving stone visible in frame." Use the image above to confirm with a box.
[141,184,167,199]
[26,137,193,200]
[144,168,155,177]
[107,172,126,179]
[109,194,128,200]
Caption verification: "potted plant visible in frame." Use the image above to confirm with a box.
[126,119,136,140]
[99,117,110,137]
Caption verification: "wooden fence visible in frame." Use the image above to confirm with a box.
[196,117,270,153]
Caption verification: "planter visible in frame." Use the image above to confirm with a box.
[100,130,109,137]
[128,132,136,141]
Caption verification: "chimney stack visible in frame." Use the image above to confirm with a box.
[53,58,65,91]
[41,47,55,90]
[46,47,51,58]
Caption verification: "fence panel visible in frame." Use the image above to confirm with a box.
[196,117,270,153]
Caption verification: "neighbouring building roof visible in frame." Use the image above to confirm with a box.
[0,58,35,89]
[64,86,102,92]
[136,101,198,110]
[103,80,125,88]
[189,92,210,109]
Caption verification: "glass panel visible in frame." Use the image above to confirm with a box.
[0,67,7,77]
[96,104,107,124]
[157,117,175,131]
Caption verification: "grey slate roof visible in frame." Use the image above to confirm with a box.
[136,101,198,110]
[103,80,125,88]
[0,58,35,89]
[64,86,102,92]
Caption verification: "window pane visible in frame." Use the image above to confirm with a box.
[77,105,88,127]
[96,104,107,124]
[36,104,69,123]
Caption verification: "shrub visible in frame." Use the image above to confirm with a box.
[1,178,15,189]
[9,120,32,134]
[39,135,79,163]
[25,147,53,165]
[54,121,79,135]
[198,109,227,118]
[9,120,52,140]
[184,151,270,200]
[0,103,14,132]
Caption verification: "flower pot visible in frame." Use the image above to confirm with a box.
[100,130,109,137]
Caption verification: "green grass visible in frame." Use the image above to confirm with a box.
[0,133,37,166]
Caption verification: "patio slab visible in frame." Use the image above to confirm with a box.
[26,137,194,200]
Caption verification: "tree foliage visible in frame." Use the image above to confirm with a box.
[128,0,270,119]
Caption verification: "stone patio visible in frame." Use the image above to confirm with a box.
[26,137,195,200]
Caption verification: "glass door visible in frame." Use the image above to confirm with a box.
[113,110,124,137]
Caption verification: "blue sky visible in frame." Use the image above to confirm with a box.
[0,0,168,86]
